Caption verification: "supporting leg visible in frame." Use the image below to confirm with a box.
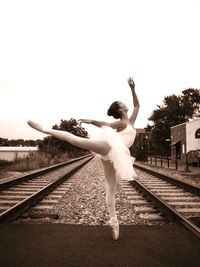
[101,159,119,240]
[101,159,117,218]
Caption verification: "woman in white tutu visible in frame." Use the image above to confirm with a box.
[27,77,139,240]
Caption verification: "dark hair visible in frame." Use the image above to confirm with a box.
[107,101,121,119]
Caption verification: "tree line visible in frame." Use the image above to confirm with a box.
[0,138,41,147]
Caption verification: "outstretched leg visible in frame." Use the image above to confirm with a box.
[27,120,111,155]
[101,158,119,240]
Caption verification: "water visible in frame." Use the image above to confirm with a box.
[0,146,38,161]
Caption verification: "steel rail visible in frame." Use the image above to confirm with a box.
[0,155,94,223]
[134,163,200,196]
[131,178,200,240]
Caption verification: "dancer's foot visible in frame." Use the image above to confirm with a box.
[27,120,49,134]
[107,217,119,240]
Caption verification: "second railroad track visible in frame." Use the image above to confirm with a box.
[0,154,94,223]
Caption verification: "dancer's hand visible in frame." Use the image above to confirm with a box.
[128,77,135,89]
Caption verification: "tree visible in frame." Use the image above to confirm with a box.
[146,88,200,155]
[38,118,89,157]
[181,88,200,119]
[0,138,9,146]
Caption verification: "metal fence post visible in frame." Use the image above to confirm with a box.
[175,159,178,169]
[167,157,170,168]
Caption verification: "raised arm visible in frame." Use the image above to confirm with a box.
[128,77,140,124]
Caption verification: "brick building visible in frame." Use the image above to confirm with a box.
[170,119,200,164]
[135,128,146,147]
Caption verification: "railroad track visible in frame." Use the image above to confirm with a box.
[129,164,200,239]
[0,154,94,223]
[118,179,168,223]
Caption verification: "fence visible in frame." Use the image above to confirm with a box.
[146,155,184,171]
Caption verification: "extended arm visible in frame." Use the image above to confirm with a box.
[128,77,140,124]
[78,119,122,130]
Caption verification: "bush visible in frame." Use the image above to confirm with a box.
[0,160,12,168]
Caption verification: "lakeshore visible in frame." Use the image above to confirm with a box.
[0,146,38,161]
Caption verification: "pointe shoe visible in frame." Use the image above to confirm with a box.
[27,120,49,134]
[107,217,119,240]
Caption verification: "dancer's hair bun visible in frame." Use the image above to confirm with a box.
[107,101,121,119]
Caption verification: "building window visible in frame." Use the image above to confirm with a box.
[195,128,200,138]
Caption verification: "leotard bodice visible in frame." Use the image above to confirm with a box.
[118,124,136,148]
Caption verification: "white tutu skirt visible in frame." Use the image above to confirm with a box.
[92,126,137,181]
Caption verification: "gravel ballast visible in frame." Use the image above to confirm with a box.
[51,156,140,225]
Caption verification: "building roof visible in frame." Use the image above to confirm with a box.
[171,119,200,129]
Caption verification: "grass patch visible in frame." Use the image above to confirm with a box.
[1,151,70,172]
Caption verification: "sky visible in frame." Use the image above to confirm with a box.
[0,0,200,140]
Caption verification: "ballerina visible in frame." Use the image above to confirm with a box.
[27,77,139,240]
